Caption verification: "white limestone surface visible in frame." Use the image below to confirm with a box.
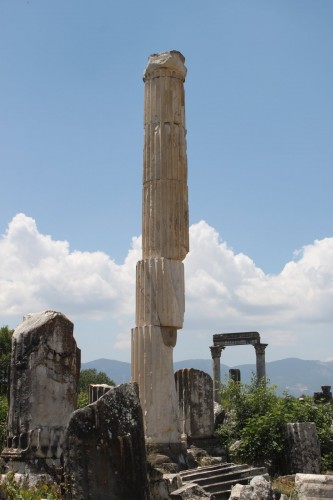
[295,473,333,499]
[4,310,79,460]
[136,258,185,328]
[131,325,180,443]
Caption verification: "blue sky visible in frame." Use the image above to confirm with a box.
[1,1,332,366]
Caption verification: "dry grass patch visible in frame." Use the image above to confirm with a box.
[272,475,296,496]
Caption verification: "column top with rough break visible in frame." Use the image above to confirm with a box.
[143,50,187,82]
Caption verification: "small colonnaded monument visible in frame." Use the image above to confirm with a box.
[210,331,268,402]
[131,50,189,447]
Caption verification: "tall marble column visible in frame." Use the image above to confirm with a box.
[131,51,189,445]
[210,345,224,403]
[254,343,268,383]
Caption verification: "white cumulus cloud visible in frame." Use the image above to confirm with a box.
[0,213,138,321]
[1,214,332,362]
[183,221,333,359]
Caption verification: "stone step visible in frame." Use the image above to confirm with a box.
[178,463,249,482]
[178,463,267,500]
[201,469,268,494]
[190,466,267,489]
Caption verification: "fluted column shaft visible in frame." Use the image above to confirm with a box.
[142,53,189,261]
[131,51,189,444]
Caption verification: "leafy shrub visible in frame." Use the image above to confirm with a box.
[0,472,63,499]
[0,325,13,395]
[0,326,12,453]
[217,378,333,472]
[0,394,8,449]
[77,390,89,409]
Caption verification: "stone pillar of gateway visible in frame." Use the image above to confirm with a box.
[131,51,189,446]
[210,345,224,403]
[255,343,268,381]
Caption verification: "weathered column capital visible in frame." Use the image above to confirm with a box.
[254,343,268,355]
[210,345,225,359]
[143,51,187,82]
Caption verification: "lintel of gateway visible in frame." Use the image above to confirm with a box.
[213,331,261,347]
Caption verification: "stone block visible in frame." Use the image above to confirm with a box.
[136,258,185,328]
[229,368,241,382]
[131,325,180,443]
[295,473,333,499]
[142,179,189,261]
[283,422,321,474]
[314,385,332,403]
[230,476,277,500]
[175,369,214,439]
[2,311,80,462]
[63,382,149,500]
[88,384,112,404]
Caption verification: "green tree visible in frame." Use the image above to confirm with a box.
[0,325,13,395]
[0,326,13,450]
[0,394,8,451]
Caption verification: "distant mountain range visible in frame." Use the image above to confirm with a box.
[81,357,333,397]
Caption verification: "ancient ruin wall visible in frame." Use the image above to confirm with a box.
[2,311,80,460]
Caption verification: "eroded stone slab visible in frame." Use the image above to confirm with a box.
[230,475,282,500]
[88,383,112,404]
[295,473,333,499]
[63,382,149,500]
[2,310,80,462]
[175,369,214,439]
[283,422,321,474]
